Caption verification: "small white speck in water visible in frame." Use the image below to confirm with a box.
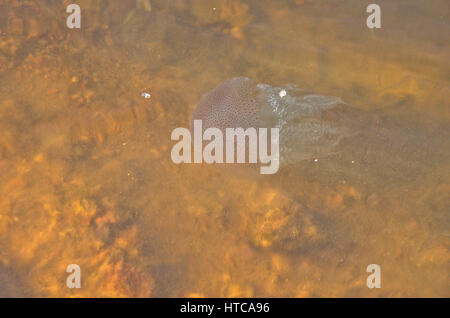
[314,158,319,162]
[351,160,355,164]
[279,89,287,98]
[141,92,151,99]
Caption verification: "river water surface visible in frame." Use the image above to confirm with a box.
[0,0,448,297]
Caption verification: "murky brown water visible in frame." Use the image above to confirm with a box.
[0,0,448,297]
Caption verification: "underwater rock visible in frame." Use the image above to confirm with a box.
[244,189,326,251]
[136,0,152,12]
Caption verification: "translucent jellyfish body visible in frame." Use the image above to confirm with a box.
[190,77,349,169]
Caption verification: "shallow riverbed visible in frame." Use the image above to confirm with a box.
[0,0,448,297]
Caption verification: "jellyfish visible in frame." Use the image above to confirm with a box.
[190,77,351,170]
[189,77,448,185]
